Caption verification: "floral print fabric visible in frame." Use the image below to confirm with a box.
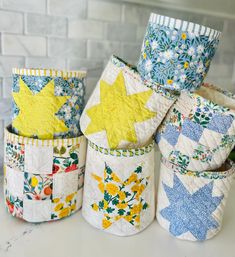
[157,158,235,241]
[4,126,86,222]
[156,83,235,171]
[12,70,86,139]
[137,13,221,92]
[91,164,149,229]
[82,139,155,236]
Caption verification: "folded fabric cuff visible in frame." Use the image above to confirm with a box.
[137,13,221,92]
[12,68,87,139]
[156,83,235,171]
[80,55,176,149]
[82,140,155,236]
[4,125,87,222]
[157,157,235,241]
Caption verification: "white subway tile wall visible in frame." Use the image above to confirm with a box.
[0,0,235,169]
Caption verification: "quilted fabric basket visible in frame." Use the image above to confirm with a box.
[4,125,87,222]
[137,13,221,92]
[80,55,176,149]
[157,157,235,241]
[156,83,235,171]
[12,68,87,139]
[82,140,155,236]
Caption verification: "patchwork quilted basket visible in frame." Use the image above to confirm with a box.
[156,83,235,171]
[82,140,155,236]
[157,157,235,241]
[4,125,87,222]
[12,68,87,139]
[80,55,176,149]
[137,13,221,92]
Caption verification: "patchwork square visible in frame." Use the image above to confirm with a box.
[53,169,79,197]
[175,134,198,156]
[162,124,180,146]
[181,119,203,142]
[25,144,53,174]
[23,199,51,222]
[207,114,233,134]
[4,126,86,222]
[53,144,80,174]
[51,191,78,220]
[6,166,24,197]
[5,140,25,172]
[199,128,223,149]
[23,173,53,200]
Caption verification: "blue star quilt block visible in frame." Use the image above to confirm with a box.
[157,157,235,241]
[156,83,235,171]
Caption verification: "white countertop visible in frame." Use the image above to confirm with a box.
[0,175,234,257]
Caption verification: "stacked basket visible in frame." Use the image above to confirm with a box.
[3,13,235,241]
[80,13,235,240]
[4,68,87,222]
[141,14,235,241]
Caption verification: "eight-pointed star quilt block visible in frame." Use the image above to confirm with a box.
[156,83,235,171]
[157,157,235,241]
[80,55,176,149]
[12,68,86,139]
[82,139,155,236]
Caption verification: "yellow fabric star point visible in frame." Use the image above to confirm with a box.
[12,77,70,139]
[85,72,156,148]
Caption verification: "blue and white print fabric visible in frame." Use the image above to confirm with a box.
[157,157,235,241]
[156,83,235,171]
[12,68,86,139]
[137,13,221,92]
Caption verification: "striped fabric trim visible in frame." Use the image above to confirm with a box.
[12,68,87,79]
[5,126,86,147]
[88,140,154,157]
[161,156,235,179]
[149,13,221,39]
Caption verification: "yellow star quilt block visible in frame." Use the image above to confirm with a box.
[80,56,176,149]
[12,77,70,139]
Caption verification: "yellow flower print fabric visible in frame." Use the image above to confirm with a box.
[80,55,176,149]
[82,140,155,236]
[91,164,149,229]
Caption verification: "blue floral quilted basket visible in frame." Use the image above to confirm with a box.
[137,13,221,92]
[12,68,86,139]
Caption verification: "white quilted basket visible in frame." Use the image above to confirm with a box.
[156,83,235,171]
[4,125,87,222]
[82,140,155,236]
[80,55,176,149]
[157,157,235,241]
